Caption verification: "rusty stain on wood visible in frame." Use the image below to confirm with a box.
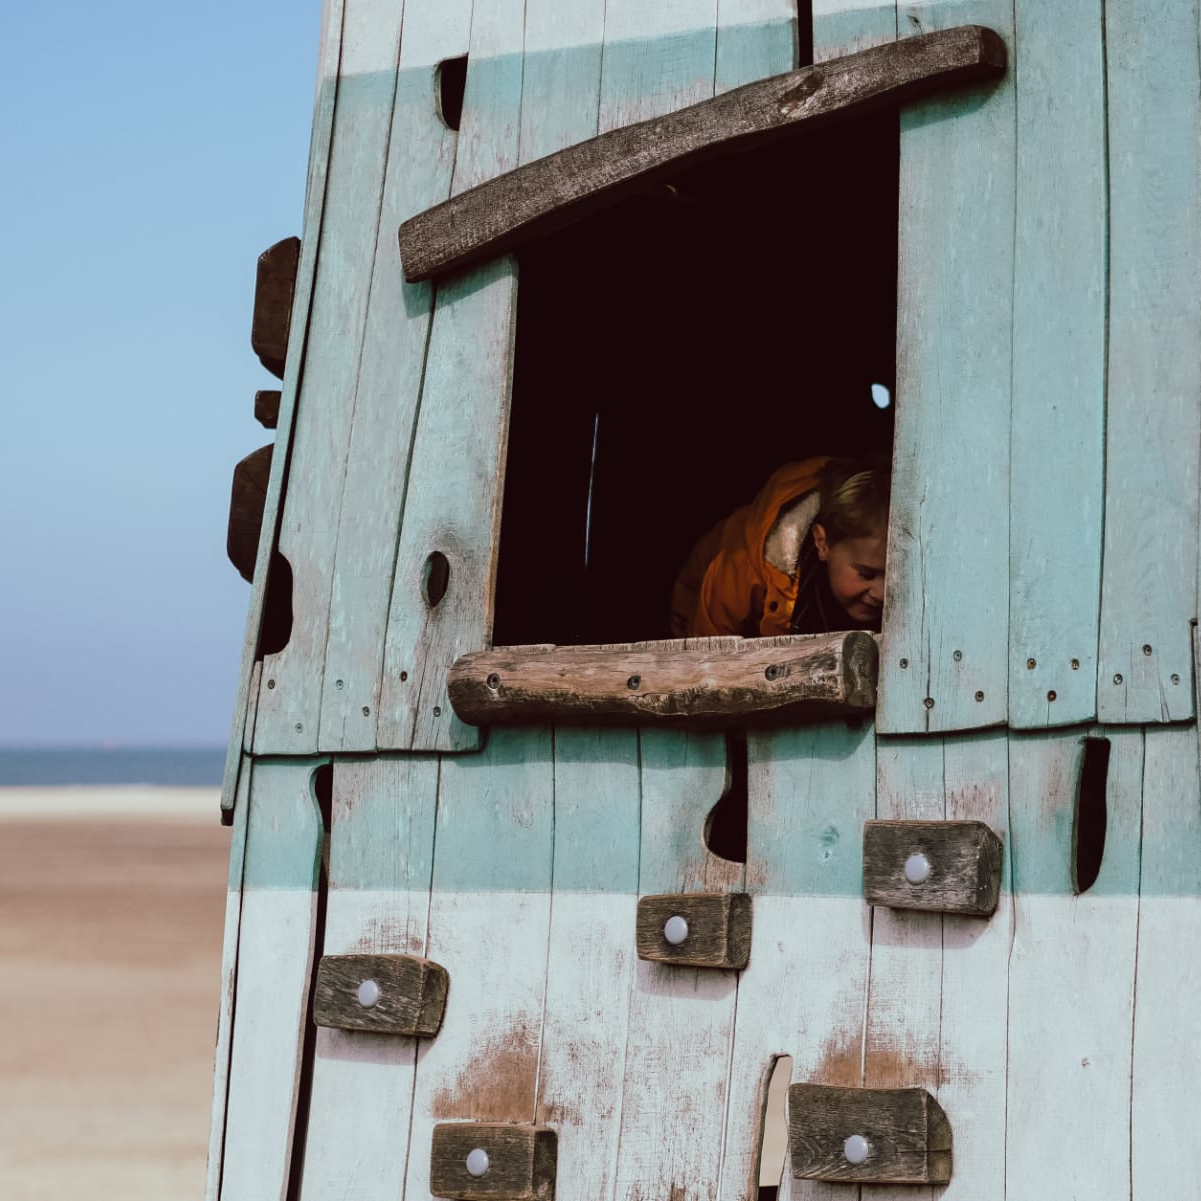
[432,1026,540,1121]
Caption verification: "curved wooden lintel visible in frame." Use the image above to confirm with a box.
[447,630,879,728]
[399,25,1006,282]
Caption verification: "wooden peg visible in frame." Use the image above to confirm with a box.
[430,1123,557,1201]
[254,388,281,429]
[312,953,448,1036]
[862,819,1003,915]
[251,236,300,378]
[788,1084,952,1184]
[635,892,752,969]
[227,444,273,583]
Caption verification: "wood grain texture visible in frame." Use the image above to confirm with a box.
[862,819,1002,915]
[297,756,439,1201]
[430,1124,557,1201]
[1007,0,1105,729]
[812,0,897,59]
[251,236,300,378]
[378,0,527,752]
[1005,728,1141,1200]
[788,1084,951,1183]
[877,0,1015,735]
[714,0,796,94]
[315,0,473,752]
[219,0,344,813]
[398,27,1005,282]
[219,761,324,1201]
[252,0,408,756]
[449,631,878,727]
[1097,0,1200,723]
[635,891,752,968]
[312,953,448,1035]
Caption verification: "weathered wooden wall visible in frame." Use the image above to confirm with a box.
[210,1,1201,1199]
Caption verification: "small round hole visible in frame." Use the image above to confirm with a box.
[423,551,450,608]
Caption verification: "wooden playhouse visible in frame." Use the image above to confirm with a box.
[213,0,1201,1198]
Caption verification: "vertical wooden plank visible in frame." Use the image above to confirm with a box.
[221,0,344,811]
[1097,0,1200,723]
[297,756,439,1201]
[1008,0,1106,728]
[205,760,252,1201]
[1131,724,1201,1197]
[536,729,641,1201]
[877,0,1015,734]
[220,761,324,1201]
[612,730,741,1201]
[378,0,527,752]
[722,722,875,1201]
[253,0,408,755]
[402,729,556,1199]
[1006,728,1141,1200]
[714,0,795,93]
[317,0,474,751]
[810,0,894,59]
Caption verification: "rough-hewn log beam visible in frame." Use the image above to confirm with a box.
[399,25,1005,282]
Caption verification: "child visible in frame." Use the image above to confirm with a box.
[669,455,889,638]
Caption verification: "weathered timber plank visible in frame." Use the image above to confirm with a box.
[788,1084,951,1184]
[430,1124,557,1201]
[312,953,448,1035]
[297,756,439,1201]
[315,0,473,751]
[219,761,324,1201]
[1005,728,1140,1200]
[862,819,1002,915]
[251,236,300,378]
[812,0,896,59]
[448,630,878,726]
[1007,0,1105,728]
[398,26,1005,282]
[255,389,281,429]
[1097,0,1200,722]
[635,891,753,968]
[877,0,1015,734]
[227,444,273,584]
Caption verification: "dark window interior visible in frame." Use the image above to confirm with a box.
[494,112,899,647]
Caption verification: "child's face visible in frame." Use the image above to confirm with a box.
[813,523,887,623]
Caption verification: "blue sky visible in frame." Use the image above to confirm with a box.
[1,1,322,746]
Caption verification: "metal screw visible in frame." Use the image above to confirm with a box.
[1172,673,1181,685]
[663,915,689,945]
[899,658,909,669]
[335,679,344,690]
[466,1149,490,1178]
[295,723,303,733]
[923,697,935,710]
[357,979,381,1008]
[843,1134,870,1166]
[400,671,408,682]
[1047,690,1057,702]
[765,664,784,681]
[433,706,442,717]
[975,690,985,702]
[904,852,931,884]
[362,706,370,717]
[1143,644,1153,656]
[1071,659,1080,670]
[1114,674,1123,685]
[267,678,276,689]
[627,675,641,690]
[1027,658,1036,670]
[486,673,501,690]
[953,650,963,662]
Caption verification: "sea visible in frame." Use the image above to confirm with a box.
[0,747,226,787]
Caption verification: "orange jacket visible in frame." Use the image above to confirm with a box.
[670,457,827,638]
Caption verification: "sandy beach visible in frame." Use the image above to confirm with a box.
[0,788,230,1200]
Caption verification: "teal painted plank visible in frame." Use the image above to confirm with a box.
[221,0,344,810]
[877,3,1015,734]
[317,0,474,752]
[253,0,408,756]
[812,0,895,59]
[1008,0,1106,729]
[714,0,796,93]
[1097,0,1201,723]
[378,0,527,752]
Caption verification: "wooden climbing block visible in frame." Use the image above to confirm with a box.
[312,953,448,1036]
[254,388,281,429]
[862,819,1003,915]
[788,1084,952,1184]
[251,235,300,378]
[430,1124,557,1201]
[635,892,752,969]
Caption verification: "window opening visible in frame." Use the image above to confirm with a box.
[493,112,899,647]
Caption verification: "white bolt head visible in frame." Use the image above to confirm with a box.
[663,915,690,945]
[843,1134,870,1165]
[904,852,932,885]
[466,1148,490,1177]
[356,978,381,1008]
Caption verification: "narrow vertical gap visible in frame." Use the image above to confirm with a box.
[1127,732,1147,1201]
[1002,738,1018,1201]
[756,1054,794,1199]
[1095,0,1113,709]
[532,731,558,1121]
[1073,736,1110,894]
[796,0,813,67]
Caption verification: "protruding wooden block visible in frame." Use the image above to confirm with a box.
[254,388,281,429]
[635,892,752,969]
[430,1123,557,1201]
[227,444,273,583]
[788,1084,952,1184]
[251,236,300,378]
[862,819,1003,915]
[312,953,448,1036]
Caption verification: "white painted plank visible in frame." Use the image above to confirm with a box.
[402,728,556,1198]
[220,761,324,1201]
[1008,0,1106,728]
[1131,724,1201,1198]
[298,756,439,1201]
[1006,728,1141,1201]
[811,0,894,60]
[205,759,252,1201]
[378,0,527,752]
[253,0,408,755]
[317,0,474,751]
[220,0,344,811]
[877,0,1015,734]
[723,722,875,1201]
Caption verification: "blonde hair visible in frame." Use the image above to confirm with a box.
[816,456,890,545]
